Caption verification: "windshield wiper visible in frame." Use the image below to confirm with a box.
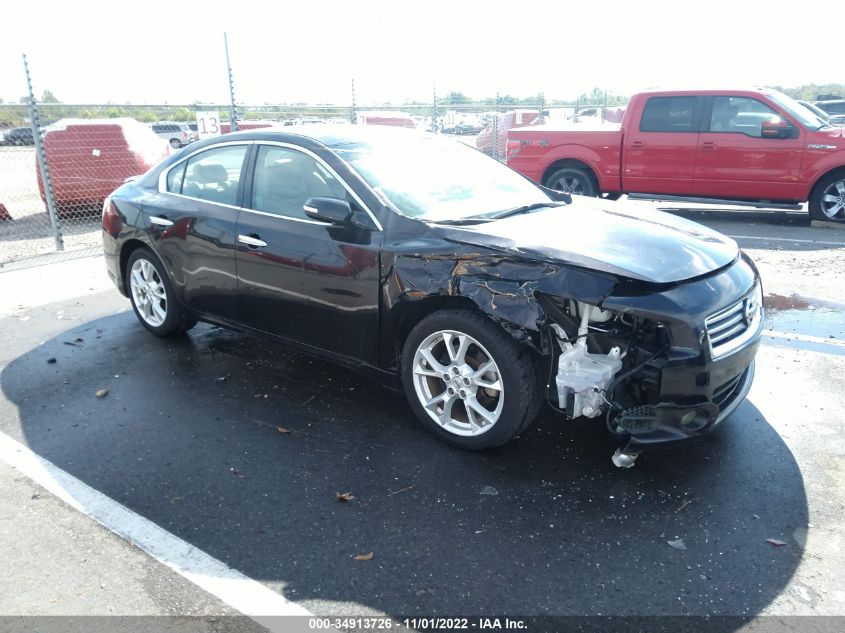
[427,217,494,226]
[488,201,570,220]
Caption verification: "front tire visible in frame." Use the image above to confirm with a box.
[401,309,541,450]
[545,167,597,197]
[126,247,195,337]
[809,171,845,223]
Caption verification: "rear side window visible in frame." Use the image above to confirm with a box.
[166,161,186,193]
[179,145,248,206]
[640,96,699,132]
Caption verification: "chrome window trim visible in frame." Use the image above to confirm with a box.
[157,139,383,232]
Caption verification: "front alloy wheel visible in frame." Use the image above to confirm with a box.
[401,309,541,450]
[411,330,504,437]
[820,178,845,220]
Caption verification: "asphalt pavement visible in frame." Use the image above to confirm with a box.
[0,207,843,630]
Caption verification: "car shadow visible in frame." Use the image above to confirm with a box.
[0,311,808,619]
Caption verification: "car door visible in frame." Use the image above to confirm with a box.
[234,143,382,364]
[623,95,702,195]
[694,95,803,201]
[146,142,250,321]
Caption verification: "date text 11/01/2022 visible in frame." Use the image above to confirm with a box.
[307,617,527,629]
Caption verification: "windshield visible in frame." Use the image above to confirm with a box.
[766,90,828,129]
[331,134,551,221]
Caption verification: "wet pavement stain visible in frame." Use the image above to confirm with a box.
[763,293,845,345]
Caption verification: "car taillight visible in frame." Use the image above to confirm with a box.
[506,139,523,164]
[102,198,122,237]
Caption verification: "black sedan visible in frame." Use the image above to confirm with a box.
[102,126,763,467]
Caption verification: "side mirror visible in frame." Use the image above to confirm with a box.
[761,117,795,139]
[303,197,352,224]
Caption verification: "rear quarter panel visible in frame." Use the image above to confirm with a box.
[507,128,623,191]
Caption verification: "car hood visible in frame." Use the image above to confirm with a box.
[431,197,739,284]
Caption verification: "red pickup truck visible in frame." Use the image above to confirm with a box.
[506,89,845,223]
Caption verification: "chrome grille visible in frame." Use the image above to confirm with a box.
[706,284,762,357]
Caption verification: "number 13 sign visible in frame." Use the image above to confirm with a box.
[195,112,221,139]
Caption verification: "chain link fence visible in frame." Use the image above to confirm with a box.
[0,97,624,269]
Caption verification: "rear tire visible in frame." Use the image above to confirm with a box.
[545,167,597,197]
[126,247,195,337]
[809,171,845,223]
[169,138,182,149]
[401,309,541,450]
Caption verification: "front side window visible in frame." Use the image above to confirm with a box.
[250,146,347,220]
[640,96,699,132]
[709,97,781,137]
[180,145,248,206]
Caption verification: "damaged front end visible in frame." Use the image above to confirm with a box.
[538,260,762,468]
[384,215,762,468]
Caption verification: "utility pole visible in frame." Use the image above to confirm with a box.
[431,84,437,133]
[351,78,357,124]
[23,54,62,252]
[224,33,237,132]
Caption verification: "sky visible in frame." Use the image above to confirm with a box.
[0,0,840,106]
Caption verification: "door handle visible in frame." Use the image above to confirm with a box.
[238,234,268,248]
[701,141,717,151]
[631,140,644,149]
[150,215,174,227]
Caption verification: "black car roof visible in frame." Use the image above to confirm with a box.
[221,124,429,149]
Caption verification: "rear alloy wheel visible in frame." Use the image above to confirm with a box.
[545,167,597,197]
[401,309,541,450]
[126,248,195,336]
[169,138,182,149]
[810,173,845,222]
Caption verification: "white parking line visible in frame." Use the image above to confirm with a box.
[764,330,845,348]
[728,234,845,246]
[0,431,311,625]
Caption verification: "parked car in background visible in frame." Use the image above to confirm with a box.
[812,99,845,125]
[507,88,845,223]
[799,100,831,124]
[151,122,193,149]
[1,127,36,146]
[102,126,761,468]
[38,118,168,216]
[219,120,275,133]
[356,111,415,128]
[475,110,539,157]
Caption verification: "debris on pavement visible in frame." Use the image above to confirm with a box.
[675,499,695,513]
[276,426,291,434]
[95,389,108,398]
[46,357,56,364]
[667,538,687,550]
[387,485,414,497]
[353,552,374,561]
[336,492,355,502]
[480,485,499,496]
[766,538,787,547]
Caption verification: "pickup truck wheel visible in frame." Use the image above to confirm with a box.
[810,173,845,222]
[401,309,541,450]
[545,167,596,197]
